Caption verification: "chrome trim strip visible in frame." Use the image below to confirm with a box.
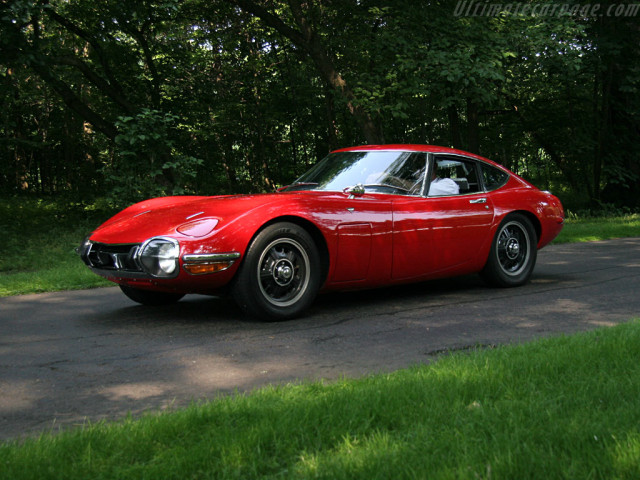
[182,252,241,263]
[185,211,205,220]
[86,240,141,247]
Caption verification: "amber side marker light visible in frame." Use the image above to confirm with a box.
[181,252,241,275]
[183,262,233,275]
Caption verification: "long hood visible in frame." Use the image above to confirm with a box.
[91,193,288,244]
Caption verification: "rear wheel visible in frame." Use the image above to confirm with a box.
[481,213,537,287]
[119,285,185,306]
[232,222,321,321]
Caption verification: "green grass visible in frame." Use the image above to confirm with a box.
[0,197,114,296]
[2,321,640,479]
[553,213,640,244]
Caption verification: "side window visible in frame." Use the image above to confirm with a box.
[387,152,427,195]
[429,156,481,196]
[363,152,427,195]
[481,163,509,191]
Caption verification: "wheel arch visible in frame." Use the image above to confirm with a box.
[246,215,331,286]
[510,210,541,246]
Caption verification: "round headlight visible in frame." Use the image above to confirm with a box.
[138,237,180,277]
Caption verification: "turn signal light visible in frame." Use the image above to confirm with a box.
[183,262,232,275]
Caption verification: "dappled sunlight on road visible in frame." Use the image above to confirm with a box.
[1,238,639,441]
[101,382,172,402]
[0,379,39,413]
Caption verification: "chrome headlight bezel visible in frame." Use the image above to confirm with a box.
[135,236,180,278]
[77,235,93,261]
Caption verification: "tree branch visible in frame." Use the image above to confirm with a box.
[0,14,119,140]
[121,24,162,107]
[31,61,119,140]
[229,0,384,143]
[52,55,136,115]
[44,4,127,101]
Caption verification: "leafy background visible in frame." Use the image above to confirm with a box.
[1,0,638,209]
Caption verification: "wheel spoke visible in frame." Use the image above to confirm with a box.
[268,247,284,262]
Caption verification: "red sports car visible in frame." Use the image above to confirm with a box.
[79,145,564,320]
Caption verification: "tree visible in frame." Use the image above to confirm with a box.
[228,0,385,144]
[1,0,638,209]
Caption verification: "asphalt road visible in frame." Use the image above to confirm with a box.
[1,238,639,442]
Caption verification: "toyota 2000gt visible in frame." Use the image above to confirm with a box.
[78,145,564,320]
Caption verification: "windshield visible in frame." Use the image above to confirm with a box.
[283,151,427,195]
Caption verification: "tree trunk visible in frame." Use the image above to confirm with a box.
[447,105,462,149]
[466,98,479,153]
[324,85,339,151]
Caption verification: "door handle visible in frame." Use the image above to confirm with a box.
[469,198,487,204]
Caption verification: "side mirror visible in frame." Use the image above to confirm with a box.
[343,183,365,198]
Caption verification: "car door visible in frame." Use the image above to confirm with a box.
[391,154,495,280]
[332,195,393,283]
[310,194,394,285]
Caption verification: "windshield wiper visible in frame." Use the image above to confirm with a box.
[363,183,410,193]
[278,182,319,192]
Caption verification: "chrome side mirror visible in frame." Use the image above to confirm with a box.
[344,183,365,198]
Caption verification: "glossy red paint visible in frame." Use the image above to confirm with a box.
[80,145,564,318]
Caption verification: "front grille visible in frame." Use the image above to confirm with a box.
[85,243,142,272]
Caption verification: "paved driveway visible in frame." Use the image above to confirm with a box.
[1,238,639,441]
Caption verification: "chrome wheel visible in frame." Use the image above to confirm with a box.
[481,213,537,288]
[258,238,311,307]
[496,220,531,276]
[232,222,321,320]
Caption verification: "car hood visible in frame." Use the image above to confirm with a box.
[90,192,322,244]
[90,191,346,244]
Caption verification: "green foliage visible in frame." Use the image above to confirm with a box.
[0,0,639,208]
[3,321,640,478]
[104,109,203,205]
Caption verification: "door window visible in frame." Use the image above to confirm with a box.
[428,156,481,196]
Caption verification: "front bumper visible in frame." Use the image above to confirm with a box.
[78,239,240,279]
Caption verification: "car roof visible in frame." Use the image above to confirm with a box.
[332,144,489,161]
[330,144,531,188]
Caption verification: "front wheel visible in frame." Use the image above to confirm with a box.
[232,222,322,321]
[119,285,185,306]
[481,213,537,287]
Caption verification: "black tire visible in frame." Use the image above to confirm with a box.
[232,222,322,321]
[481,213,537,288]
[119,285,185,306]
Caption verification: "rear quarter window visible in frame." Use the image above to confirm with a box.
[481,163,509,191]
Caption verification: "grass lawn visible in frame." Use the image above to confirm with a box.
[553,213,640,244]
[0,197,114,296]
[2,321,640,479]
